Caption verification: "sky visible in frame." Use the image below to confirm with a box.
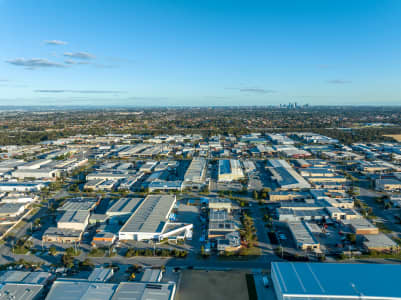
[1,0,401,106]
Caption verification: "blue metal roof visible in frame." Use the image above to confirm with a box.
[272,262,401,299]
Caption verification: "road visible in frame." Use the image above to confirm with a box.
[250,203,280,264]
[358,187,401,234]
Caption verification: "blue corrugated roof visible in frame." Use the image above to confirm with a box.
[272,262,401,299]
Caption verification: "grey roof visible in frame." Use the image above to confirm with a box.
[140,269,162,282]
[209,209,228,222]
[267,159,311,189]
[0,271,51,285]
[184,157,206,182]
[0,283,43,300]
[45,281,117,300]
[112,282,175,300]
[45,281,175,300]
[288,221,319,246]
[59,210,89,224]
[208,220,238,231]
[272,262,401,299]
[0,203,25,214]
[43,227,83,238]
[88,268,114,283]
[107,198,143,215]
[119,195,176,234]
[363,233,398,249]
[58,199,97,211]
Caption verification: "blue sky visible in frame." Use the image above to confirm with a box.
[1,0,401,106]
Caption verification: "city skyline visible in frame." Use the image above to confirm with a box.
[1,0,401,106]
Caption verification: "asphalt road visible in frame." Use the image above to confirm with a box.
[358,187,401,234]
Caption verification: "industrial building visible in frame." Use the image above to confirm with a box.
[218,159,244,182]
[287,221,320,252]
[11,168,60,180]
[106,197,143,223]
[183,157,207,188]
[266,159,311,190]
[271,262,401,300]
[119,195,192,241]
[45,280,176,300]
[57,197,98,212]
[42,227,83,243]
[57,210,90,231]
[0,270,53,300]
[208,198,234,212]
[0,182,46,192]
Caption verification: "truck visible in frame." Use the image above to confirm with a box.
[262,275,269,287]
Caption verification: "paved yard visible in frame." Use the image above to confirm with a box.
[176,270,250,300]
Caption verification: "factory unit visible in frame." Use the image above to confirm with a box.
[42,227,83,244]
[57,210,90,231]
[267,134,295,145]
[11,168,60,180]
[208,198,235,213]
[0,202,27,218]
[45,281,176,300]
[105,197,143,223]
[375,177,401,192]
[119,195,192,241]
[218,159,244,182]
[16,159,52,170]
[271,262,401,300]
[183,157,207,189]
[147,180,183,192]
[0,270,53,300]
[57,197,98,212]
[266,159,311,190]
[287,221,320,252]
[86,172,127,181]
[0,182,47,192]
[342,217,379,235]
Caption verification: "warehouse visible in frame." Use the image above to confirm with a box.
[375,177,401,192]
[12,168,60,180]
[86,172,126,181]
[287,221,320,252]
[0,182,46,192]
[183,157,207,187]
[148,180,183,192]
[208,198,234,213]
[218,159,244,182]
[0,283,44,300]
[57,210,90,231]
[58,197,98,212]
[342,217,379,235]
[119,195,192,241]
[0,159,25,173]
[106,197,143,223]
[0,270,52,285]
[45,281,176,300]
[362,233,399,252]
[42,227,83,243]
[0,202,27,218]
[266,159,311,190]
[17,159,52,170]
[271,262,401,300]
